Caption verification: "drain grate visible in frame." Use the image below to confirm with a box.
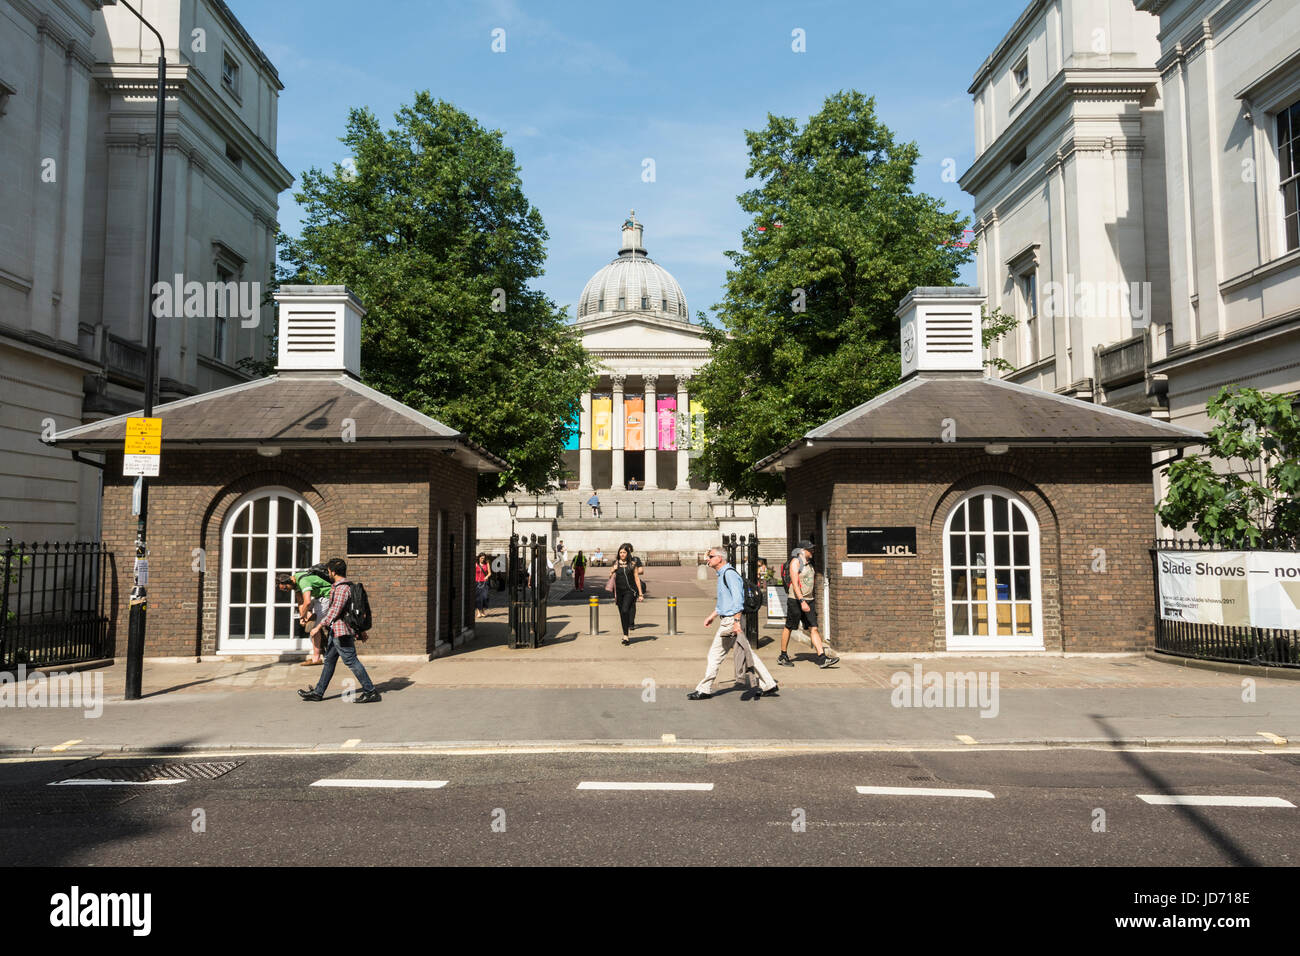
[70,761,243,783]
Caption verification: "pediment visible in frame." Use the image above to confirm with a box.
[578,314,712,352]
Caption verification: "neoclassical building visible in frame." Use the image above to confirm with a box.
[478,213,787,559]
[565,213,712,493]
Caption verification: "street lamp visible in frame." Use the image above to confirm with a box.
[508,499,518,536]
[111,0,167,701]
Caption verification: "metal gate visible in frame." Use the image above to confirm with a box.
[507,533,549,648]
[2,540,114,669]
[722,533,760,649]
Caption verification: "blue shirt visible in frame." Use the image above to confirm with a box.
[715,562,745,616]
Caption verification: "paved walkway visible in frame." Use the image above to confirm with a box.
[2,563,1297,752]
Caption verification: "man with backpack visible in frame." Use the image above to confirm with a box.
[298,558,380,704]
[777,541,839,669]
[687,547,779,701]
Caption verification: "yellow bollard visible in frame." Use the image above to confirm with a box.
[588,595,599,634]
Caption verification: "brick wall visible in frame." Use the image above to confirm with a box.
[784,446,1156,653]
[101,448,478,658]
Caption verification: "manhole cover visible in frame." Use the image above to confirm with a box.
[69,761,243,783]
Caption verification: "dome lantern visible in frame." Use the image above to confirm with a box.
[577,213,688,322]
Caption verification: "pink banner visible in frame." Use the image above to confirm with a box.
[657,397,677,451]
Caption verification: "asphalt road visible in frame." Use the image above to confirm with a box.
[2,749,1298,867]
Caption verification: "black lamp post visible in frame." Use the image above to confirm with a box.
[115,0,167,701]
[508,499,518,537]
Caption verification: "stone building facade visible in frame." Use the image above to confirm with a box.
[1,0,291,544]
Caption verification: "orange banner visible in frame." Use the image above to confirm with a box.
[625,398,644,451]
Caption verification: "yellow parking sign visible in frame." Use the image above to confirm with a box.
[124,417,161,455]
[123,418,161,476]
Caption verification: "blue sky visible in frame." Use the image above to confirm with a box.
[233,0,1027,321]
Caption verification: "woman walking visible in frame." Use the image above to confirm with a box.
[474,552,492,619]
[608,542,644,645]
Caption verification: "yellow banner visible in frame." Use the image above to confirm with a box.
[593,398,612,450]
[689,400,705,449]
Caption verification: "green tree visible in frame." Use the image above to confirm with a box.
[1157,387,1300,548]
[279,92,595,498]
[690,90,989,500]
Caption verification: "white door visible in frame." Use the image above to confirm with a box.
[219,488,320,653]
[943,488,1043,652]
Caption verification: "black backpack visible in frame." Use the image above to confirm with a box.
[300,563,330,582]
[341,581,373,634]
[728,567,764,615]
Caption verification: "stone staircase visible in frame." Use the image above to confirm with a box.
[553,488,718,529]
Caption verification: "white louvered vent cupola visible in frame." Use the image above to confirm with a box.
[273,286,366,376]
[896,287,986,380]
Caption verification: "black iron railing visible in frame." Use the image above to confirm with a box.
[1151,539,1299,668]
[722,532,761,649]
[507,533,549,648]
[1,540,114,669]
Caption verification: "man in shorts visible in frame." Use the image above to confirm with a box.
[776,541,839,669]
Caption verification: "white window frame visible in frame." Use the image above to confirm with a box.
[218,487,320,654]
[1019,267,1039,365]
[942,486,1044,652]
[221,51,240,98]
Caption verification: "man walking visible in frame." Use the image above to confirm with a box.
[776,541,839,668]
[298,558,381,703]
[688,547,779,700]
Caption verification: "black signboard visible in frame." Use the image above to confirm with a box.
[347,527,419,557]
[846,526,916,557]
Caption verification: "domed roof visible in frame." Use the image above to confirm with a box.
[577,212,688,322]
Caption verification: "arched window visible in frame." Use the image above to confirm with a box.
[598,297,604,312]
[219,488,320,652]
[661,298,667,312]
[943,487,1043,650]
[641,295,649,309]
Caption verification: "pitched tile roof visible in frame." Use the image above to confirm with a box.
[755,375,1206,472]
[49,373,506,471]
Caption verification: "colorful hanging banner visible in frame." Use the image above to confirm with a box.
[657,397,677,451]
[593,397,612,450]
[564,410,580,451]
[625,398,645,451]
[689,400,705,449]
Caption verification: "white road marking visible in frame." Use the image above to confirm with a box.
[1256,731,1288,745]
[661,734,677,744]
[955,734,977,745]
[49,778,187,787]
[341,739,361,748]
[50,739,83,752]
[856,785,995,799]
[1137,794,1295,807]
[310,779,448,789]
[577,781,713,791]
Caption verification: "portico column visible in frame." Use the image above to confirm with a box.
[675,373,690,490]
[578,389,593,491]
[643,372,658,490]
[611,372,625,490]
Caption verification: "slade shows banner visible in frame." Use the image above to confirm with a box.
[1157,550,1300,629]
[657,397,677,451]
[625,398,644,451]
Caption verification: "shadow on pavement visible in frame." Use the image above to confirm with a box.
[1090,714,1257,866]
